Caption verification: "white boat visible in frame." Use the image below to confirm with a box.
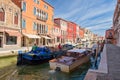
[49,49,91,73]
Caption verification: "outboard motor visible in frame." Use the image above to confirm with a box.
[55,67,61,71]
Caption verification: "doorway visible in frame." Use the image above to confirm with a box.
[0,37,3,48]
[21,36,26,47]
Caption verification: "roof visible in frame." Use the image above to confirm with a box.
[42,0,54,9]
[54,18,68,22]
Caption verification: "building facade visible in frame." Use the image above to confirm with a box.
[105,29,115,44]
[54,18,67,44]
[12,0,54,47]
[82,29,94,48]
[67,21,77,44]
[76,25,80,43]
[113,0,120,46]
[79,27,84,47]
[52,23,61,46]
[0,0,21,48]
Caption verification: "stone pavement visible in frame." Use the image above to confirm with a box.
[84,44,120,80]
[0,47,32,57]
[97,44,120,80]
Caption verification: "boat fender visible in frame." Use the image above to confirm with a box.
[55,67,61,71]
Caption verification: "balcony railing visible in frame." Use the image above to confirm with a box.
[36,16,47,22]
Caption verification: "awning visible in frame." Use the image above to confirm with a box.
[41,36,51,39]
[47,35,54,39]
[5,31,22,37]
[23,33,41,39]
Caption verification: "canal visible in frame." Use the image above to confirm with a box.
[0,55,90,80]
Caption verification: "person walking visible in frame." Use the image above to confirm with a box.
[58,43,62,50]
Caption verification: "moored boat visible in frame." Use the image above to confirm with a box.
[17,46,67,65]
[49,48,91,73]
[17,46,53,65]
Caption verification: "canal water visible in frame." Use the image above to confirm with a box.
[0,55,90,80]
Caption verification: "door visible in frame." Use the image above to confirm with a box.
[0,37,2,48]
[21,36,26,47]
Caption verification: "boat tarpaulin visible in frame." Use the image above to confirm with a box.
[68,49,86,53]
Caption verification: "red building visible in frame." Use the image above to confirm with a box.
[67,22,77,43]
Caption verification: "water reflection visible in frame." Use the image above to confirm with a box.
[0,56,90,80]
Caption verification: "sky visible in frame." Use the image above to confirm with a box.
[46,0,117,36]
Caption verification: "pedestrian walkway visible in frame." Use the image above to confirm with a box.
[0,47,32,57]
[84,44,120,80]
[97,44,120,80]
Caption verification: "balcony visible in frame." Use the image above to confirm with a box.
[36,16,47,22]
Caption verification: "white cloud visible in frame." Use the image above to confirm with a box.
[78,3,115,22]
[55,8,80,19]
[86,20,112,36]
[86,22,112,31]
[47,0,117,36]
[82,16,112,27]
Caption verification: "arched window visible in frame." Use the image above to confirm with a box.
[14,13,18,25]
[0,8,5,21]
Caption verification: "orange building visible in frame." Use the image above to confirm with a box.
[12,0,54,46]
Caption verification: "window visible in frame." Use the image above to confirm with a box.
[22,2,26,11]
[57,37,60,42]
[34,0,37,3]
[40,24,41,33]
[36,9,39,16]
[44,5,48,9]
[33,22,37,30]
[6,35,17,45]
[14,13,18,25]
[43,25,45,33]
[0,8,5,21]
[37,0,39,4]
[22,19,26,28]
[37,24,40,33]
[46,13,48,20]
[41,25,43,33]
[33,7,37,15]
[34,0,39,4]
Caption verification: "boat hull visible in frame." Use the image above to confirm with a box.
[49,55,90,73]
[17,53,53,65]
